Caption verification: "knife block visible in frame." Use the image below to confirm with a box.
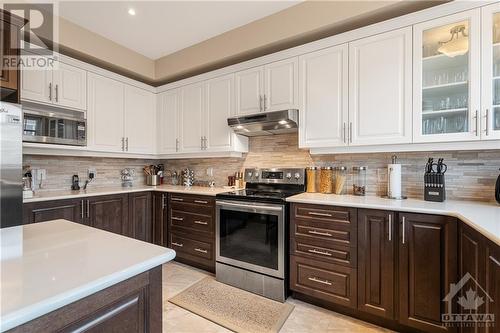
[424,172,446,202]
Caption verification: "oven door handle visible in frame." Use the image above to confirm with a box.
[216,200,283,212]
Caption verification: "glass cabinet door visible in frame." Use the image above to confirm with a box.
[482,3,500,140]
[414,10,481,143]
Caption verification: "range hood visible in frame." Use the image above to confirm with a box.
[228,109,298,137]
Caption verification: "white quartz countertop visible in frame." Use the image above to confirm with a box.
[287,193,500,246]
[23,184,232,203]
[0,220,176,332]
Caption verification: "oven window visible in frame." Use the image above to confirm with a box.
[219,208,279,270]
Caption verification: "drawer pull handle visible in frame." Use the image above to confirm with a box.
[194,200,208,204]
[171,198,184,201]
[308,249,332,256]
[308,212,332,217]
[171,216,184,221]
[308,277,332,286]
[308,230,332,237]
[171,242,183,247]
[194,248,208,254]
[194,220,208,225]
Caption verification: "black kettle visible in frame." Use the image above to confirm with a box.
[496,169,500,204]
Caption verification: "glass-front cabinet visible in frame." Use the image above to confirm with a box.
[482,3,500,140]
[413,10,481,143]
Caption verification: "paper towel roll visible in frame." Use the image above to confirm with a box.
[387,164,402,198]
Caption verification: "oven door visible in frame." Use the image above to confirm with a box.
[216,200,284,279]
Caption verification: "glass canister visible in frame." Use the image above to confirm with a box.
[353,166,367,196]
[306,167,319,193]
[320,167,334,194]
[334,166,347,195]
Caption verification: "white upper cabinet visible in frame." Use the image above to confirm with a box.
[205,74,235,151]
[157,89,180,154]
[481,3,500,140]
[124,85,155,154]
[21,60,87,111]
[180,82,205,152]
[52,62,87,110]
[413,9,481,143]
[264,58,298,111]
[235,66,264,115]
[349,27,412,146]
[87,73,124,152]
[299,44,348,148]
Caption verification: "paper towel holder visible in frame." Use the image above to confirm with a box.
[384,155,407,200]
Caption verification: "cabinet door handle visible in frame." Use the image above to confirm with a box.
[308,211,332,217]
[485,109,489,136]
[121,137,125,151]
[125,137,129,151]
[55,84,59,102]
[162,194,166,209]
[194,220,208,225]
[175,138,179,152]
[49,83,52,101]
[308,249,332,256]
[171,242,183,247]
[194,248,208,254]
[259,95,263,111]
[388,214,392,242]
[194,200,208,204]
[86,200,90,218]
[171,216,184,221]
[204,136,208,149]
[81,200,84,219]
[264,94,267,110]
[401,216,405,244]
[171,197,183,202]
[307,230,332,237]
[349,122,353,143]
[489,255,500,267]
[308,277,332,286]
[474,110,479,136]
[343,123,346,143]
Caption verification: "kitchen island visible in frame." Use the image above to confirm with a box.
[0,219,176,332]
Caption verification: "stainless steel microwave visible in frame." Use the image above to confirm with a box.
[23,108,86,146]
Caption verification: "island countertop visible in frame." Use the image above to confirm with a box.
[0,220,176,332]
[287,193,500,246]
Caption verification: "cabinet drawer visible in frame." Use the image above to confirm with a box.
[292,203,355,224]
[170,209,213,233]
[169,193,215,207]
[291,236,356,267]
[170,233,213,261]
[290,255,356,309]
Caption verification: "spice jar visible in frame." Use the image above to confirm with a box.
[320,167,334,194]
[353,166,367,196]
[334,166,347,195]
[306,167,318,193]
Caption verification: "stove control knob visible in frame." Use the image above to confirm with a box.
[285,172,292,180]
[247,172,253,179]
[294,172,301,180]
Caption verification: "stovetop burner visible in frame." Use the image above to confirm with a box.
[216,168,306,204]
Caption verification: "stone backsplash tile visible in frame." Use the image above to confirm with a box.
[24,133,500,202]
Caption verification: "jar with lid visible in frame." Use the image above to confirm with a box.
[306,167,319,193]
[320,167,334,194]
[353,166,367,196]
[334,166,347,195]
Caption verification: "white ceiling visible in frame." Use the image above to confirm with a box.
[59,1,301,60]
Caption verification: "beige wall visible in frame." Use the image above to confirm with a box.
[48,1,443,85]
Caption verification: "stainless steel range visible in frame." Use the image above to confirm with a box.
[215,168,305,302]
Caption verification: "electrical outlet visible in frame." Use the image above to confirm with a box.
[88,168,97,178]
[206,167,213,177]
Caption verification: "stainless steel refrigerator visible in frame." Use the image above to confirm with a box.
[0,102,22,228]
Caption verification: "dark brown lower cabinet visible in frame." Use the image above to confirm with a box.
[152,192,168,246]
[7,266,162,333]
[357,209,395,319]
[87,194,129,235]
[459,223,500,333]
[126,192,152,242]
[398,212,457,333]
[23,198,84,225]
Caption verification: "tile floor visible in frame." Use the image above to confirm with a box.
[162,262,393,332]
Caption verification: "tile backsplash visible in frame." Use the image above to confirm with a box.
[24,133,500,202]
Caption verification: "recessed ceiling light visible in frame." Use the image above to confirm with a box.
[128,8,136,16]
